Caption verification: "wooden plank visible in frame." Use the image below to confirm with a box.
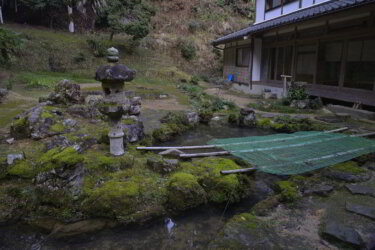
[220,168,257,175]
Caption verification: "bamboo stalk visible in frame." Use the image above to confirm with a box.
[137,145,217,150]
[179,151,229,158]
[220,168,257,175]
[350,132,375,137]
[324,127,348,133]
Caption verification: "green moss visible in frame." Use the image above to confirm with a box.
[37,147,83,173]
[231,213,258,230]
[50,123,65,133]
[8,160,35,178]
[251,195,281,216]
[122,118,137,125]
[330,161,366,175]
[10,117,31,139]
[167,172,207,211]
[152,124,175,142]
[256,118,271,129]
[276,181,299,203]
[178,157,253,203]
[40,111,53,119]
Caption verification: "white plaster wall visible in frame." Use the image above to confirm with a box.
[252,38,263,81]
[265,7,282,20]
[301,0,314,8]
[283,1,300,15]
[232,83,284,98]
[256,0,265,23]
[315,0,330,4]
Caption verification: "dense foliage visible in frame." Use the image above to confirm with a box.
[97,0,155,40]
[0,28,22,65]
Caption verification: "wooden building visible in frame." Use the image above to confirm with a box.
[212,0,375,107]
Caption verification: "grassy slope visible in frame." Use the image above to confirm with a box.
[0,0,253,130]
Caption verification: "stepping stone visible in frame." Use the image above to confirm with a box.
[304,184,334,197]
[345,184,375,197]
[346,202,375,220]
[322,222,363,247]
[363,161,375,171]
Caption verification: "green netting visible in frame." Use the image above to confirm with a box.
[207,131,375,175]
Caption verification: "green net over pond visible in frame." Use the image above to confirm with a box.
[207,131,375,175]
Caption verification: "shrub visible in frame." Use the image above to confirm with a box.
[228,114,238,124]
[190,75,200,85]
[180,41,197,60]
[288,83,308,101]
[0,28,22,66]
[188,20,202,33]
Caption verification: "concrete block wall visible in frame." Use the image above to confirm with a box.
[223,65,250,84]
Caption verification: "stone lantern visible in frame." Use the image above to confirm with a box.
[96,48,137,156]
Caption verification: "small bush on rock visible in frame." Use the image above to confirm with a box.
[180,41,197,60]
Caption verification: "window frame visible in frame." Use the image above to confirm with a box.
[265,0,298,12]
[236,47,251,68]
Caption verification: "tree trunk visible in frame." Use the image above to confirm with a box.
[67,4,75,33]
[0,7,3,24]
[110,31,114,41]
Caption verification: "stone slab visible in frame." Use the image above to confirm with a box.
[346,202,375,220]
[327,105,375,120]
[345,184,375,197]
[322,222,363,247]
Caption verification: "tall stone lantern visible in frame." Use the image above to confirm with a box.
[95,48,137,156]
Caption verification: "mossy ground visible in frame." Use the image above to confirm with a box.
[172,157,253,204]
[330,161,367,175]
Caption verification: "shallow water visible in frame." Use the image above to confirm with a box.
[0,122,272,250]
[160,121,272,147]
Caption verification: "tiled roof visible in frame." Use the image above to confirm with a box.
[212,0,375,45]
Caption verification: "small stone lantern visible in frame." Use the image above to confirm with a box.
[96,48,137,156]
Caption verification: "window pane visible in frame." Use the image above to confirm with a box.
[345,39,375,90]
[243,48,251,67]
[236,49,243,66]
[317,42,343,86]
[296,45,316,83]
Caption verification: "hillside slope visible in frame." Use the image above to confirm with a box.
[3,0,254,78]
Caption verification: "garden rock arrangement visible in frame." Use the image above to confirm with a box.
[0,88,8,103]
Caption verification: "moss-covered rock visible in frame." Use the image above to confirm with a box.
[50,123,65,133]
[83,166,167,223]
[178,157,253,203]
[37,147,84,174]
[7,160,35,179]
[228,113,238,125]
[256,118,272,129]
[10,117,31,139]
[152,124,178,142]
[199,109,213,124]
[269,116,333,133]
[167,172,207,211]
[251,194,281,216]
[276,181,299,202]
[325,161,371,182]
